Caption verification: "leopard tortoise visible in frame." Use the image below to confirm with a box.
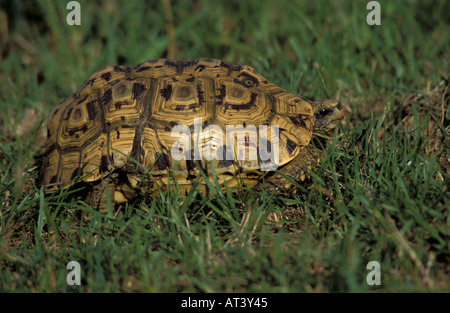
[40,58,343,209]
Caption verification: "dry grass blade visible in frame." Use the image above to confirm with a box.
[384,213,436,290]
[161,0,177,59]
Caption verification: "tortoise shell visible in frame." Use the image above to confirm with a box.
[40,58,314,200]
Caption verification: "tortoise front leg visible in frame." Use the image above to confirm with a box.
[84,176,117,213]
[264,145,319,192]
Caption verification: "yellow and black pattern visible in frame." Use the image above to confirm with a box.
[41,58,314,199]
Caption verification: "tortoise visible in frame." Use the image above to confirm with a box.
[40,58,343,209]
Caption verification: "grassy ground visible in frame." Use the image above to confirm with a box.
[0,0,449,292]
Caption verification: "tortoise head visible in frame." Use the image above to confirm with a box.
[311,99,344,137]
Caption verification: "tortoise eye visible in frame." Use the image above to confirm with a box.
[318,108,332,116]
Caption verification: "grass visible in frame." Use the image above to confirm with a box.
[0,0,449,292]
